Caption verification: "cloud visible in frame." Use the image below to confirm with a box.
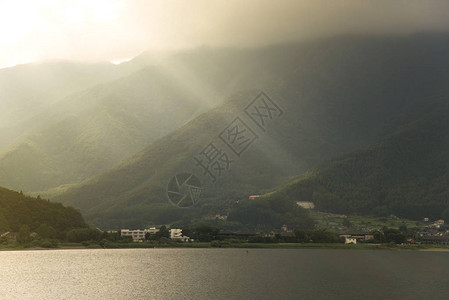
[1,0,449,68]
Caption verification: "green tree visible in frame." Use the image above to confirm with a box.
[0,236,8,245]
[145,232,158,241]
[36,224,57,239]
[308,229,343,243]
[155,226,170,240]
[66,228,102,242]
[294,229,309,243]
[99,239,107,249]
[442,207,449,223]
[180,226,192,238]
[384,228,406,244]
[193,224,220,242]
[372,231,385,243]
[0,212,9,233]
[158,237,172,244]
[17,225,31,244]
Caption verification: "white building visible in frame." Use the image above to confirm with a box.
[345,237,357,244]
[146,227,160,235]
[296,201,315,209]
[121,227,159,242]
[170,228,190,242]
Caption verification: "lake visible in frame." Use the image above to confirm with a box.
[0,248,448,299]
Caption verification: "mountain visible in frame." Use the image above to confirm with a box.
[273,107,449,221]
[0,66,212,193]
[0,42,311,195]
[0,60,143,150]
[0,186,86,237]
[55,33,449,228]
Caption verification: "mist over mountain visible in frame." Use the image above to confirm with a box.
[0,40,302,195]
[54,33,449,228]
[0,66,211,193]
[0,61,115,127]
[0,60,144,150]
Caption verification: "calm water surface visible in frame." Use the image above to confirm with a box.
[0,248,448,299]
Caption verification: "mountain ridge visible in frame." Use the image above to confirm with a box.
[54,34,449,228]
[272,106,449,220]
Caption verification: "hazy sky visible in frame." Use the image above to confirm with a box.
[1,0,449,69]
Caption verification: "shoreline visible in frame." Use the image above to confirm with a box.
[2,243,449,252]
[418,248,449,252]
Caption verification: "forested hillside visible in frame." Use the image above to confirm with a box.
[55,33,449,228]
[273,108,449,221]
[0,186,87,238]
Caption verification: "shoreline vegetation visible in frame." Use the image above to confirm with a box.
[2,242,449,252]
[2,186,448,253]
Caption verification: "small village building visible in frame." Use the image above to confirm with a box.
[345,237,357,244]
[121,227,160,242]
[296,201,315,209]
[340,234,373,242]
[431,220,445,229]
[169,229,190,242]
[121,227,191,242]
[0,231,17,242]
